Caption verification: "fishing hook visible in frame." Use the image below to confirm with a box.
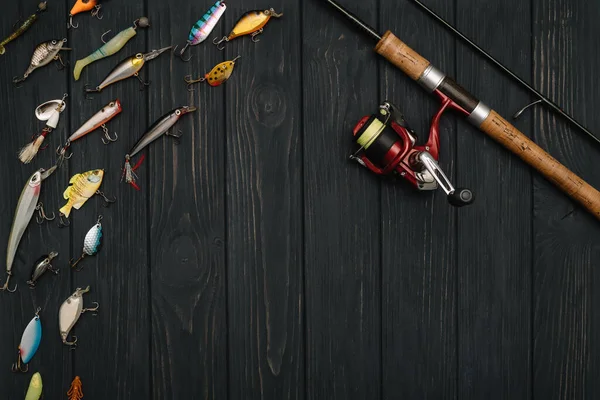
[12,17,23,31]
[91,5,103,20]
[251,28,264,43]
[54,54,67,70]
[96,190,116,207]
[174,43,192,62]
[12,75,26,87]
[35,202,55,224]
[84,85,100,100]
[101,124,118,144]
[184,75,205,92]
[56,143,73,166]
[100,30,112,44]
[213,36,228,51]
[11,355,28,373]
[134,73,151,91]
[82,302,100,314]
[70,255,86,271]
[57,213,70,228]
[0,273,17,293]
[165,129,183,144]
[67,14,79,29]
[65,335,78,348]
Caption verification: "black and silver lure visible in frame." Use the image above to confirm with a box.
[27,251,58,287]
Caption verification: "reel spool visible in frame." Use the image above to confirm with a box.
[351,101,474,207]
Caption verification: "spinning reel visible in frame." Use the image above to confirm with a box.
[351,100,474,207]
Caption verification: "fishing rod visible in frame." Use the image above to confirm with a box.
[411,0,600,146]
[325,0,600,220]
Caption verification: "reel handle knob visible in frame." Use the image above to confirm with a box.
[448,188,474,207]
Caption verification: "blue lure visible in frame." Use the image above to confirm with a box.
[12,308,42,373]
[176,1,227,61]
[70,216,103,271]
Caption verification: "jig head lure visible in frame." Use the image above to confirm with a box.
[27,251,59,287]
[85,46,171,96]
[176,1,227,61]
[122,106,197,190]
[57,100,122,166]
[59,286,99,347]
[12,308,42,373]
[184,56,241,91]
[74,17,150,80]
[24,372,43,400]
[213,8,282,50]
[0,2,47,55]
[19,94,68,164]
[1,166,56,293]
[68,0,109,29]
[58,169,115,227]
[71,216,103,271]
[351,101,474,207]
[13,39,71,85]
[67,376,84,400]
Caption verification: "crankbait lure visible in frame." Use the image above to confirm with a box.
[25,372,43,400]
[67,376,84,400]
[214,8,282,50]
[59,169,115,226]
[1,166,56,293]
[59,286,99,347]
[14,39,71,84]
[27,251,59,287]
[85,46,171,95]
[176,1,227,61]
[12,308,42,373]
[68,0,109,29]
[73,17,150,80]
[57,100,122,166]
[70,216,103,271]
[122,106,197,190]
[184,56,241,91]
[19,94,68,164]
[0,2,47,55]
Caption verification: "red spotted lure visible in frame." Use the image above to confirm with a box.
[122,106,197,190]
[175,1,227,61]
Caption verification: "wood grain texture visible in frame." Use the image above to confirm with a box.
[147,1,228,399]
[532,1,600,399]
[225,1,304,398]
[379,1,457,398]
[303,0,381,399]
[375,31,431,81]
[455,0,532,398]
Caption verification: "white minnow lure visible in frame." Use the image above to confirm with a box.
[24,372,43,400]
[59,286,99,347]
[70,216,103,271]
[176,1,227,61]
[12,308,42,373]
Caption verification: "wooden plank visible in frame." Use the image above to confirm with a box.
[68,2,151,399]
[532,1,600,398]
[0,1,71,398]
[224,1,303,398]
[378,0,457,398]
[303,0,380,398]
[145,1,228,399]
[454,0,532,398]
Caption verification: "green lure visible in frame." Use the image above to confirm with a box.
[73,17,149,80]
[0,2,47,55]
[24,372,43,400]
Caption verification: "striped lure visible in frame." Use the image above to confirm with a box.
[12,308,42,373]
[176,1,227,61]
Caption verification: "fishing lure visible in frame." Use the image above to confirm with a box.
[24,372,43,400]
[67,376,84,400]
[13,39,71,84]
[122,106,197,190]
[1,166,56,293]
[0,2,47,55]
[70,216,103,271]
[18,94,68,164]
[57,100,122,166]
[184,56,241,91]
[73,17,150,80]
[176,1,227,61]
[58,169,115,227]
[213,8,283,50]
[85,46,171,95]
[12,308,42,373]
[68,0,109,29]
[59,286,99,347]
[27,251,59,287]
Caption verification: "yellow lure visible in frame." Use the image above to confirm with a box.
[214,8,282,48]
[24,372,43,400]
[60,169,104,217]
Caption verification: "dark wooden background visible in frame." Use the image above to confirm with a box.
[0,0,598,398]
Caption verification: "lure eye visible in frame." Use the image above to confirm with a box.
[51,40,57,45]
[176,110,181,116]
[109,102,114,107]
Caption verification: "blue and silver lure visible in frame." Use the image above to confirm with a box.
[12,308,42,373]
[70,216,103,271]
[176,1,227,61]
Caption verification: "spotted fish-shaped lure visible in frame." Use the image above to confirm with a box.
[12,309,42,373]
[70,216,103,271]
[176,1,227,60]
[184,56,241,90]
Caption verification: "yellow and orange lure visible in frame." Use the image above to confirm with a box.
[68,0,108,29]
[213,8,282,49]
[184,56,241,90]
[67,376,84,400]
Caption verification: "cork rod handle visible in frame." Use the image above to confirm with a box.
[374,31,600,219]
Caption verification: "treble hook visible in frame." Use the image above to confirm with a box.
[100,30,112,44]
[57,213,70,228]
[134,73,151,91]
[56,143,73,167]
[35,202,55,224]
[67,14,79,29]
[54,54,67,70]
[513,99,543,119]
[96,190,116,207]
[101,124,118,144]
[174,43,192,62]
[91,5,103,20]
[84,84,100,100]
[251,28,264,43]
[82,301,100,314]
[12,75,26,87]
[70,254,86,271]
[11,354,28,373]
[0,273,17,293]
[184,75,205,92]
[64,335,78,348]
[213,36,228,51]
[165,129,183,145]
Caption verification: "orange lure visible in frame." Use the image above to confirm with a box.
[68,0,107,29]
[67,376,84,400]
[213,8,282,49]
